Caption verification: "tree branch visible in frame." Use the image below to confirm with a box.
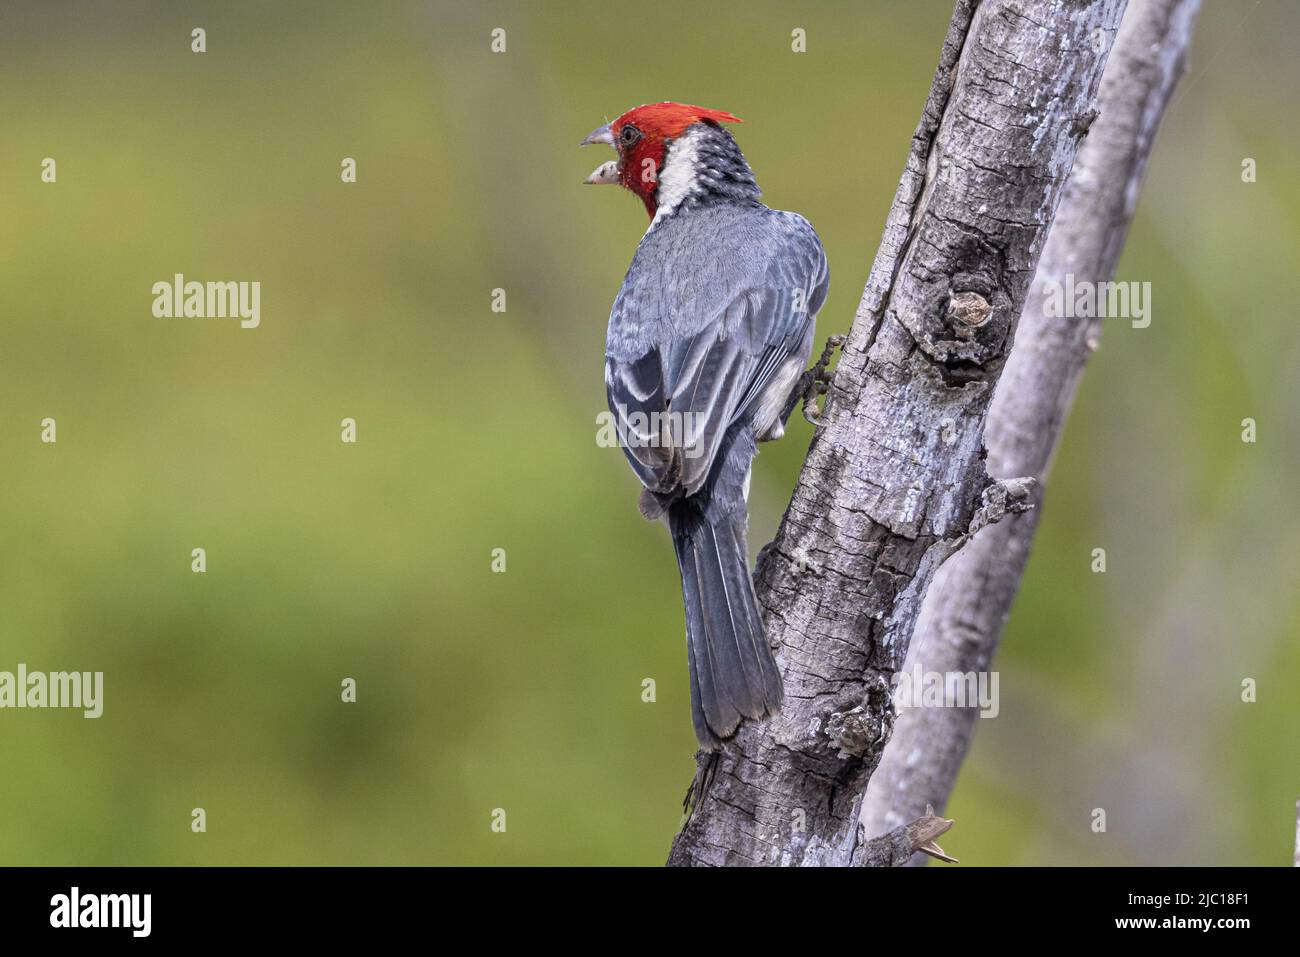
[859,0,1202,861]
[668,0,1126,867]
[858,805,958,867]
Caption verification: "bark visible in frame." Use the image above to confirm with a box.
[668,0,1126,867]
[859,0,1201,860]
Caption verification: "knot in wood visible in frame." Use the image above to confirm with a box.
[826,705,878,759]
[946,290,992,329]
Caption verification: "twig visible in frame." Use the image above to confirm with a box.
[856,806,958,867]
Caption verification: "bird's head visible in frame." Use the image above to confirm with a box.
[581,102,743,219]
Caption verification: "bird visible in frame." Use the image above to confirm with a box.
[582,102,829,748]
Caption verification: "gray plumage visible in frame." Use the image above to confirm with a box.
[603,121,829,747]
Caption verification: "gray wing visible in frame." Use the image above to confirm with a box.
[605,220,828,497]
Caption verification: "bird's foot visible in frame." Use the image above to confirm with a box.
[801,334,846,426]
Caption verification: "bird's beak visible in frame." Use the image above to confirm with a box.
[581,123,614,147]
[581,123,619,185]
[584,160,619,185]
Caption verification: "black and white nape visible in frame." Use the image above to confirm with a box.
[653,123,763,226]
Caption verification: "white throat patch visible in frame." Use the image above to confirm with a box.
[650,126,705,228]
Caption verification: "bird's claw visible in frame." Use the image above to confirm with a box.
[802,334,846,426]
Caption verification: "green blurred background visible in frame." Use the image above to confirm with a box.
[0,0,1295,865]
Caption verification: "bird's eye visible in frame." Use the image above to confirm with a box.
[620,125,642,147]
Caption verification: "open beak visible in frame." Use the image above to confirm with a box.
[581,123,619,185]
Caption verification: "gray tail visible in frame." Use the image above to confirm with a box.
[669,502,784,748]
